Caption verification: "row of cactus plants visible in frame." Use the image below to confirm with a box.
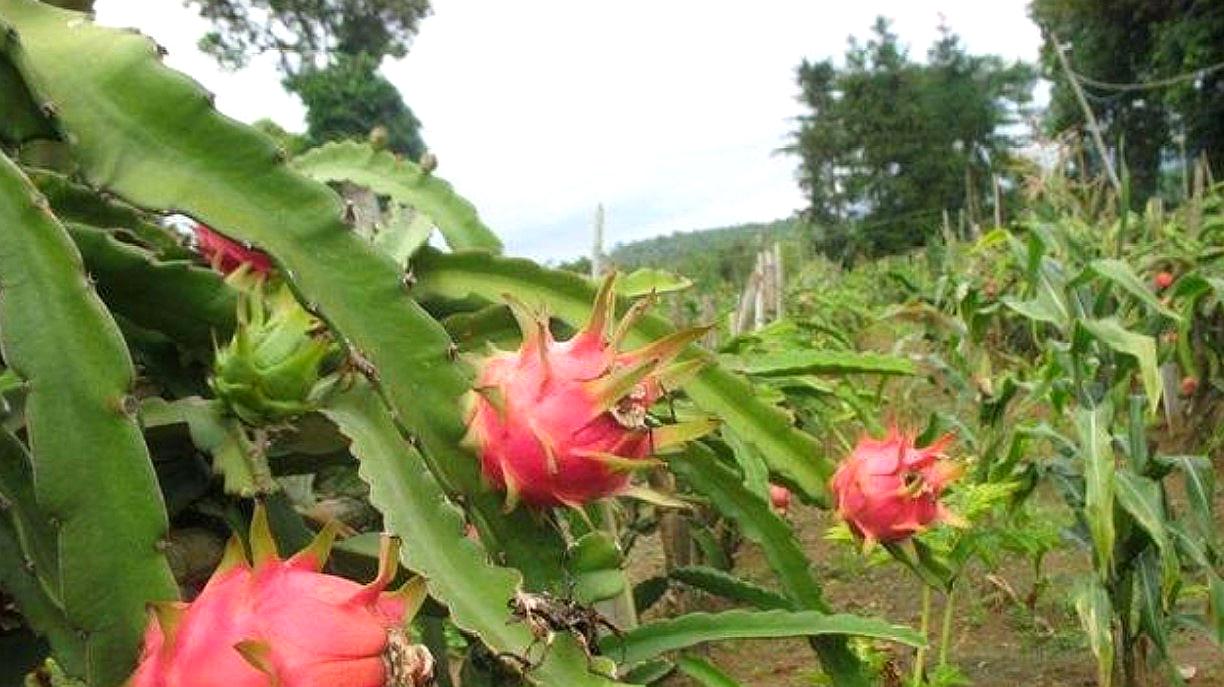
[0,2,940,686]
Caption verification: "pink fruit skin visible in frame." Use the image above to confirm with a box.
[1181,376,1199,397]
[830,429,962,544]
[194,223,273,276]
[769,484,792,515]
[131,551,405,687]
[468,327,656,507]
[1154,272,1174,290]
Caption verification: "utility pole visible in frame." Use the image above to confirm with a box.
[1049,30,1122,195]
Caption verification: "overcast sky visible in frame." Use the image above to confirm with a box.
[93,1,1043,262]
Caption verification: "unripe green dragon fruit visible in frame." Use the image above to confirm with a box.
[130,505,433,687]
[210,282,340,425]
[464,275,716,508]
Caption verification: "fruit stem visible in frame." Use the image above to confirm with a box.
[913,584,932,686]
[596,500,639,629]
[938,585,956,668]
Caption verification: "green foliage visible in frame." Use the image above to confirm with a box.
[788,18,1035,257]
[670,566,792,611]
[186,0,431,74]
[602,609,925,667]
[0,151,178,686]
[610,218,798,292]
[292,140,501,252]
[723,350,917,377]
[675,655,742,687]
[285,53,426,158]
[63,222,236,355]
[188,0,431,158]
[1031,0,1224,202]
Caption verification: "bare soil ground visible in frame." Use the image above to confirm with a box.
[632,497,1223,687]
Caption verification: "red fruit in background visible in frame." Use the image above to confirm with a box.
[830,429,964,546]
[1154,271,1174,290]
[1181,376,1199,397]
[194,223,273,276]
[465,275,715,508]
[131,506,433,687]
[769,484,792,515]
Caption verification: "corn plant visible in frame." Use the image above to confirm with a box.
[913,178,1224,685]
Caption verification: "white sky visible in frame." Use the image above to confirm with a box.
[93,1,1043,262]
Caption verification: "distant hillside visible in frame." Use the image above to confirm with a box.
[606,218,800,289]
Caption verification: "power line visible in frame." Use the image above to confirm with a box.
[1070,59,1224,93]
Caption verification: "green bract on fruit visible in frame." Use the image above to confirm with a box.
[211,280,340,425]
[130,505,433,687]
[831,429,965,547]
[464,275,716,508]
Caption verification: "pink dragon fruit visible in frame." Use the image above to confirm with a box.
[830,428,964,546]
[194,223,274,276]
[130,505,433,687]
[464,275,715,508]
[769,484,792,516]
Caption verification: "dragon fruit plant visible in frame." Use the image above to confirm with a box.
[0,3,927,686]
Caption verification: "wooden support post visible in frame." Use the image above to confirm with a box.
[1049,30,1122,196]
[773,241,785,321]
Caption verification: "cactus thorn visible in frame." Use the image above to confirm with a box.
[155,538,170,552]
[342,201,357,225]
[39,101,57,118]
[447,342,460,361]
[0,494,9,511]
[23,558,35,574]
[401,268,417,290]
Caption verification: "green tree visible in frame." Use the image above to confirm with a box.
[1030,0,1224,201]
[788,19,1034,258]
[285,54,425,158]
[187,0,431,156]
[188,0,431,75]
